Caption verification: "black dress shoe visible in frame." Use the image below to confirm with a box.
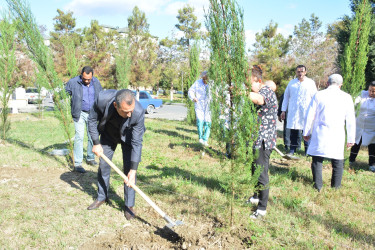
[87,200,106,210]
[86,160,98,166]
[124,206,136,220]
[74,166,86,173]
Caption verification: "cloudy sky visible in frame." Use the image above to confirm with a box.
[0,0,352,48]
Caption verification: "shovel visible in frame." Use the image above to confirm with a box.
[273,146,300,160]
[99,153,183,229]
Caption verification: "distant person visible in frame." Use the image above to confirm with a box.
[303,74,355,192]
[65,66,103,173]
[246,65,278,219]
[188,71,211,146]
[87,89,145,221]
[281,65,317,155]
[349,81,375,172]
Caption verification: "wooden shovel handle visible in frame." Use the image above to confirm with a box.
[99,153,167,218]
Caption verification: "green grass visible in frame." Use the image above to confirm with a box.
[0,112,374,249]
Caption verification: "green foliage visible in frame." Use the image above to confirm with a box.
[158,37,180,92]
[52,8,76,34]
[186,41,200,125]
[251,21,293,97]
[7,0,75,164]
[292,14,338,87]
[0,16,18,141]
[127,6,149,35]
[175,4,201,47]
[341,0,372,96]
[63,38,79,79]
[206,0,258,225]
[115,38,131,89]
[128,6,160,88]
[81,20,116,87]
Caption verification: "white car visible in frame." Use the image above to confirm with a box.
[25,88,46,104]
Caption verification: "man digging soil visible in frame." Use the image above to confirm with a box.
[87,89,146,220]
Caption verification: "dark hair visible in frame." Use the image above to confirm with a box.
[296,65,306,71]
[115,89,135,106]
[369,81,375,87]
[251,65,263,81]
[81,66,94,76]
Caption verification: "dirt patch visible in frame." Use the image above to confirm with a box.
[81,215,247,249]
[1,163,249,249]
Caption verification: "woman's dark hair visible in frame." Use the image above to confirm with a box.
[251,65,263,81]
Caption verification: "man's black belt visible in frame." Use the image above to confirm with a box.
[82,110,89,113]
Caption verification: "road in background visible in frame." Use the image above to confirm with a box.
[145,102,187,121]
[23,99,285,132]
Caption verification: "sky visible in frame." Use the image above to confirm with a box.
[0,0,353,48]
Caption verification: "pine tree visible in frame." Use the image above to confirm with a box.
[341,0,372,96]
[206,0,259,225]
[7,0,75,165]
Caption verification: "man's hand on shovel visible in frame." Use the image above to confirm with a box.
[92,144,104,157]
[125,170,136,187]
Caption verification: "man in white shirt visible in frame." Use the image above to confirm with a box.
[281,65,317,155]
[303,74,355,192]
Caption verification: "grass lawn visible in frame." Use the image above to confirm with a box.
[0,112,374,249]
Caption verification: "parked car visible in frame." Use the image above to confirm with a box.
[133,90,163,114]
[25,87,45,104]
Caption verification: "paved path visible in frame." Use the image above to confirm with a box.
[145,102,187,121]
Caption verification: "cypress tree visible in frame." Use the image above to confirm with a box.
[341,0,372,96]
[7,0,75,165]
[0,16,18,141]
[206,0,259,225]
[186,41,200,125]
[115,38,131,89]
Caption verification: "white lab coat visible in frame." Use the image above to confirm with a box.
[354,90,375,146]
[188,79,211,122]
[281,77,317,129]
[303,85,356,159]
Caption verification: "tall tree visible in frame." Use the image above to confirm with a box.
[0,16,18,141]
[7,0,75,165]
[52,9,76,35]
[127,6,160,89]
[82,20,116,87]
[292,14,338,87]
[128,6,149,35]
[175,5,201,47]
[251,21,293,96]
[186,41,200,124]
[341,0,372,95]
[334,0,375,88]
[50,9,80,81]
[115,38,131,89]
[206,0,259,226]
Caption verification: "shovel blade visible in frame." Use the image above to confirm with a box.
[166,220,184,229]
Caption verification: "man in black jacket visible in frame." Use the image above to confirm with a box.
[87,89,145,220]
[65,66,103,173]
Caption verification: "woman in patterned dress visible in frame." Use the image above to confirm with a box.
[246,65,278,219]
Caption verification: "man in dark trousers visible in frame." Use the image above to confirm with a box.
[87,89,145,220]
[65,66,103,173]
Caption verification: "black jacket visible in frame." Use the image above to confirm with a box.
[65,75,103,122]
[88,89,146,168]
